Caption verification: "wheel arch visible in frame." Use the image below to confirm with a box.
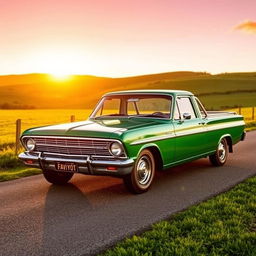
[219,134,233,153]
[137,143,164,171]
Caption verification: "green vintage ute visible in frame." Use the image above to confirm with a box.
[19,90,246,193]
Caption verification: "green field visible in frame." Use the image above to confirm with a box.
[0,71,256,109]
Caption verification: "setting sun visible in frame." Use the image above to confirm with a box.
[28,47,91,77]
[50,73,71,81]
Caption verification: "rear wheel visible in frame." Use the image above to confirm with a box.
[209,138,228,166]
[42,169,74,185]
[123,149,155,194]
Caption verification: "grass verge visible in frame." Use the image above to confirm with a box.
[0,146,41,181]
[0,146,23,169]
[245,121,256,132]
[0,167,41,182]
[102,176,256,256]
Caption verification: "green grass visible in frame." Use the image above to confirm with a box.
[245,121,256,132]
[0,146,41,181]
[102,176,256,256]
[0,167,41,182]
[0,147,22,169]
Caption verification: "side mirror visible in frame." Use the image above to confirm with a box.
[183,113,191,120]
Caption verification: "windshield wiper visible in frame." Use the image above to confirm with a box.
[93,114,127,119]
[132,113,169,119]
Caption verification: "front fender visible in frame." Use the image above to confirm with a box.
[137,143,163,158]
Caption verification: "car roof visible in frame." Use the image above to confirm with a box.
[104,89,193,97]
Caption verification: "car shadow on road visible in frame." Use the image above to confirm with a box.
[40,184,90,253]
[40,158,213,254]
[40,177,131,253]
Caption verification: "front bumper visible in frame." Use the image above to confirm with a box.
[18,151,134,177]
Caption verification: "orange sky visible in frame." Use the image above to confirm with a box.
[0,0,256,77]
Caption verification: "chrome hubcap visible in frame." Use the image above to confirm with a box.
[136,156,152,185]
[218,141,226,162]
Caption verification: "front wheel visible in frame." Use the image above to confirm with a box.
[209,138,228,166]
[42,169,74,185]
[123,149,155,194]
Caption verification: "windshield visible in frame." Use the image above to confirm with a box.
[90,94,172,119]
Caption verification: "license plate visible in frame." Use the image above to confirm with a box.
[55,162,77,172]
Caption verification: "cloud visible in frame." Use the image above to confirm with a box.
[235,20,256,34]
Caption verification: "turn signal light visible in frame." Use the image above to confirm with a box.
[106,166,117,171]
[25,160,34,165]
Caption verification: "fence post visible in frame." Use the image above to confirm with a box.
[252,107,255,120]
[15,119,21,155]
[70,115,75,122]
[238,107,241,115]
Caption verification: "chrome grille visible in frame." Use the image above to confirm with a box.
[32,137,112,156]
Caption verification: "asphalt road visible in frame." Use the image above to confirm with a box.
[1,131,256,256]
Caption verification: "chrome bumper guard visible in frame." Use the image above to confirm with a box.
[18,152,134,176]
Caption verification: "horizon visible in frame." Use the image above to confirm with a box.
[0,70,208,79]
[1,0,256,77]
[1,70,256,80]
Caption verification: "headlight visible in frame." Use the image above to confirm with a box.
[26,138,36,151]
[110,142,123,156]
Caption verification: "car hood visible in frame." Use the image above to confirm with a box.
[22,117,164,139]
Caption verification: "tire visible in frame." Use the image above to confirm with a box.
[209,138,228,166]
[42,169,74,185]
[123,149,155,194]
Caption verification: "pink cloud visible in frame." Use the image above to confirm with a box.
[235,20,256,34]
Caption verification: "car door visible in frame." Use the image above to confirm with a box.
[173,96,207,162]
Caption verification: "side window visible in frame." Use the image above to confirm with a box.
[176,97,196,119]
[196,98,207,118]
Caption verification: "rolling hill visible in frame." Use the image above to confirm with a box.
[0,71,256,109]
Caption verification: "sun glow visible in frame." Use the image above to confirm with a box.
[29,47,94,79]
[50,72,71,81]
